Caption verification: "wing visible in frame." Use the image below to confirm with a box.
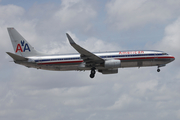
[66,33,104,65]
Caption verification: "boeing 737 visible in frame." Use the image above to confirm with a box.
[6,28,175,78]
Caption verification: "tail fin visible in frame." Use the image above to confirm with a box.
[7,28,45,57]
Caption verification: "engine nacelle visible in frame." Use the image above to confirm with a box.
[98,68,118,74]
[104,59,121,68]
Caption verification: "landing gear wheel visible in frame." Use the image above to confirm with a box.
[90,67,96,78]
[90,74,95,78]
[157,68,160,72]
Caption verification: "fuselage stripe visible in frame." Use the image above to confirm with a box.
[37,56,174,65]
[35,53,169,63]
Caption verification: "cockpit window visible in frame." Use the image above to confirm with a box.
[162,53,168,55]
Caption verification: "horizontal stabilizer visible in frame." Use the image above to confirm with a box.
[6,52,28,61]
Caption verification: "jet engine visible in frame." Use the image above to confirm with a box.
[104,59,121,68]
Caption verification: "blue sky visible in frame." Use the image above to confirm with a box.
[1,0,62,8]
[0,0,180,120]
[0,0,169,49]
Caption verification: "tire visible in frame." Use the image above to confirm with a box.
[90,74,95,78]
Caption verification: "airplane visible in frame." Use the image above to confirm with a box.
[6,28,175,78]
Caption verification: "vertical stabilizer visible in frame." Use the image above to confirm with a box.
[7,28,45,57]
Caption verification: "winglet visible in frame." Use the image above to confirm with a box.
[66,33,76,45]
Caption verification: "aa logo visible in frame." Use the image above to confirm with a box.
[16,40,31,52]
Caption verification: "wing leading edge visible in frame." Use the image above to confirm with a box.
[66,33,104,65]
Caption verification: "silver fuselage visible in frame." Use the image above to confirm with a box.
[15,50,175,71]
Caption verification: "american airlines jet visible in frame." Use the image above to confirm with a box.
[7,28,175,78]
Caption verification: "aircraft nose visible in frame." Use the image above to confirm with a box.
[170,56,175,62]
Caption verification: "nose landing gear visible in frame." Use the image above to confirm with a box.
[90,67,96,78]
[157,66,160,72]
[157,64,165,72]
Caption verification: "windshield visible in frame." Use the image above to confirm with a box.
[162,53,168,55]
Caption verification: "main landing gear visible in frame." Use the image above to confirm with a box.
[90,67,96,78]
